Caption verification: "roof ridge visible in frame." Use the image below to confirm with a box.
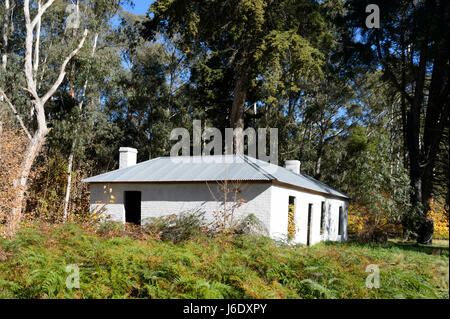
[239,154,276,180]
[82,157,162,183]
[296,171,349,198]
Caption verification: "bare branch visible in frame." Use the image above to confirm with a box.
[31,0,56,29]
[23,0,39,100]
[0,89,32,140]
[33,0,42,79]
[41,29,89,105]
[375,30,413,106]
[23,0,31,24]
[2,0,10,69]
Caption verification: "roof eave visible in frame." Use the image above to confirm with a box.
[271,180,349,201]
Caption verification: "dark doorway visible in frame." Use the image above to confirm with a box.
[307,204,313,246]
[124,191,141,225]
[320,201,325,235]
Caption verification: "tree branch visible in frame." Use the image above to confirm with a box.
[33,0,42,80]
[41,29,88,105]
[0,89,32,140]
[375,31,414,106]
[23,0,39,100]
[31,0,56,29]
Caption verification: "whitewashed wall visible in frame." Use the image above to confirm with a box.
[89,182,347,245]
[269,184,348,244]
[89,182,272,233]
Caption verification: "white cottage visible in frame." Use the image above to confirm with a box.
[83,148,349,245]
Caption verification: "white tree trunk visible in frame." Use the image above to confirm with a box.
[62,143,75,222]
[4,0,88,236]
[8,121,47,235]
[1,0,10,70]
[62,32,98,222]
[33,0,41,79]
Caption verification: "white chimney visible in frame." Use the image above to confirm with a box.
[119,147,138,169]
[285,160,301,174]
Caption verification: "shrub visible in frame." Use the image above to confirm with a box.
[0,119,27,237]
[96,221,125,238]
[0,221,448,299]
[428,200,449,239]
[143,210,207,243]
[233,213,267,235]
[348,204,402,243]
[143,211,268,243]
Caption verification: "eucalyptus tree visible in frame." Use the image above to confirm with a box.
[58,0,128,222]
[143,0,331,153]
[105,11,191,162]
[1,0,13,69]
[344,0,449,243]
[0,0,88,235]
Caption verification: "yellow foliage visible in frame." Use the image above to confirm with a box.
[347,204,402,236]
[287,204,295,240]
[349,200,449,239]
[347,210,365,234]
[428,200,449,239]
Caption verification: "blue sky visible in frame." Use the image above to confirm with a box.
[123,1,153,15]
[111,1,153,30]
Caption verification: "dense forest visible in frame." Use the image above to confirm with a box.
[0,0,448,244]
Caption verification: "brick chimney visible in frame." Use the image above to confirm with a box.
[119,147,138,169]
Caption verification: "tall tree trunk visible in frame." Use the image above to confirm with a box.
[1,0,10,70]
[4,0,88,236]
[375,3,448,244]
[7,103,48,236]
[62,32,98,222]
[315,142,323,180]
[400,32,408,169]
[231,69,249,154]
[62,141,75,222]
[402,31,434,243]
[416,32,448,244]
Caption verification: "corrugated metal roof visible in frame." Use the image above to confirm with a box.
[83,154,349,199]
[244,156,349,198]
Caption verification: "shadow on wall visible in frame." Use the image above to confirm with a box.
[128,182,258,202]
[94,182,265,204]
[326,201,333,237]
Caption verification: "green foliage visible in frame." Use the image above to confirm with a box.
[143,211,267,243]
[145,0,331,135]
[343,124,411,240]
[96,221,125,238]
[233,213,268,235]
[0,223,447,299]
[143,211,207,243]
[1,0,446,246]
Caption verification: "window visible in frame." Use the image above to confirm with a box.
[320,201,325,235]
[287,196,296,241]
[338,206,343,236]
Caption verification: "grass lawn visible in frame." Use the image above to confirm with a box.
[0,223,448,299]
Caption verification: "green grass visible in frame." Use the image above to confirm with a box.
[0,223,448,299]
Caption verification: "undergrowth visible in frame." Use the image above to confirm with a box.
[0,222,448,299]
